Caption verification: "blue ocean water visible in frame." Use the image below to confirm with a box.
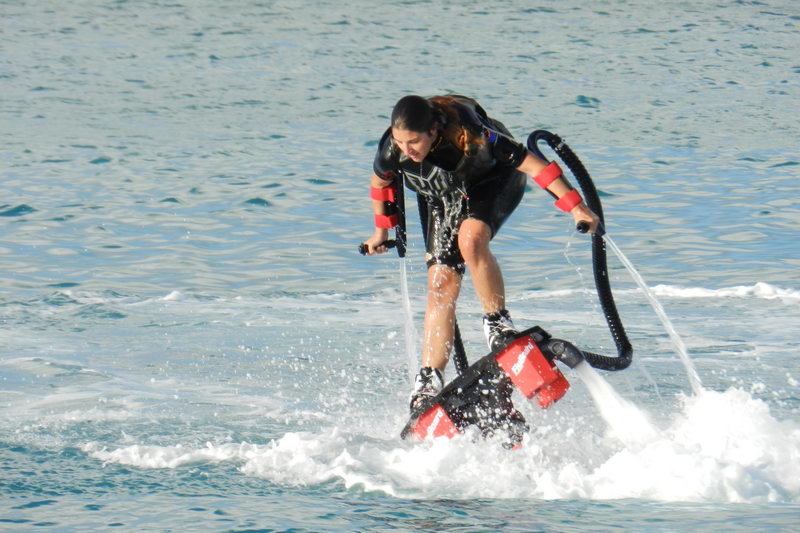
[1,0,799,531]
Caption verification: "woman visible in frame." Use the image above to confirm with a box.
[363,95,599,409]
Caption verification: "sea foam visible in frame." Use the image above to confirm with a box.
[82,385,800,503]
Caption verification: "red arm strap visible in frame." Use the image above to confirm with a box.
[370,186,396,203]
[532,162,562,189]
[374,214,398,228]
[554,189,583,212]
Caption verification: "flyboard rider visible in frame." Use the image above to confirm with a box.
[363,95,600,409]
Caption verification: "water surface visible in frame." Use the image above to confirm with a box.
[2,1,799,531]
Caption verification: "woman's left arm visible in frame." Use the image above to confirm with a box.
[516,152,601,234]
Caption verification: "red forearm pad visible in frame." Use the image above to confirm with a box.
[370,186,396,203]
[554,189,583,212]
[532,162,562,189]
[374,213,398,228]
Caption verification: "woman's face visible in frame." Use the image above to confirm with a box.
[391,127,437,163]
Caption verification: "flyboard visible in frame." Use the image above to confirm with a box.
[360,130,634,448]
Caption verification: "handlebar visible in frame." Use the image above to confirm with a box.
[358,240,397,255]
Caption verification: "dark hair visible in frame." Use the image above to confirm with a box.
[390,95,439,133]
[391,94,487,157]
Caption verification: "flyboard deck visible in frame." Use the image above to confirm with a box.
[401,326,576,448]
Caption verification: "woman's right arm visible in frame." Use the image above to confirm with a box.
[364,172,394,255]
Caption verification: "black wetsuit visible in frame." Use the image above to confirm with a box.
[373,96,528,273]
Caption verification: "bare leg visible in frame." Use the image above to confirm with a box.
[420,264,461,372]
[458,218,505,314]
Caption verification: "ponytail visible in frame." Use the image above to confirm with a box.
[428,95,486,157]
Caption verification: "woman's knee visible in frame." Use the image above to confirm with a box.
[427,265,461,300]
[457,219,492,264]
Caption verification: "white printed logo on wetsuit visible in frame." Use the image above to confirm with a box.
[402,163,454,198]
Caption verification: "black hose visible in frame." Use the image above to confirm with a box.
[394,176,407,258]
[527,131,633,371]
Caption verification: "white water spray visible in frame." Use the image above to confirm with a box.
[574,361,659,445]
[603,234,703,395]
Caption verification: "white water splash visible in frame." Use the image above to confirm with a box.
[83,385,800,503]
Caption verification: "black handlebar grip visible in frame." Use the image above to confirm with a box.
[358,240,397,255]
